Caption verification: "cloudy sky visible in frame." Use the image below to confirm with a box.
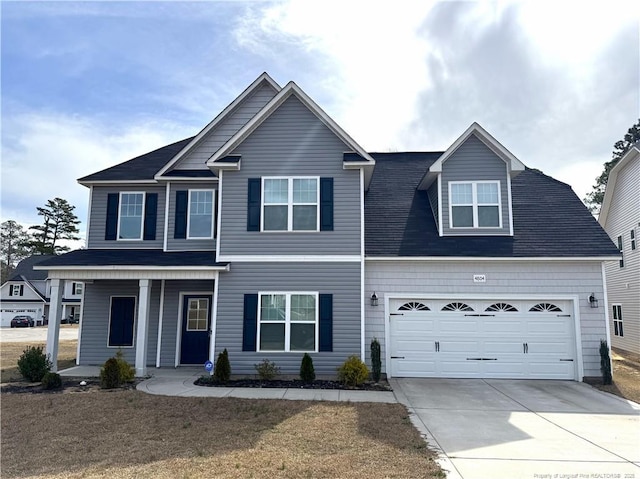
[1,1,638,247]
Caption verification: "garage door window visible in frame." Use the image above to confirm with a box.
[529,303,562,312]
[398,302,430,311]
[442,302,474,312]
[485,303,518,312]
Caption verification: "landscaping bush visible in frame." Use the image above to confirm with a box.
[600,339,612,385]
[300,353,315,383]
[17,346,52,382]
[255,359,280,380]
[337,355,370,387]
[214,348,231,383]
[41,371,62,390]
[115,350,135,383]
[371,338,381,383]
[100,357,121,389]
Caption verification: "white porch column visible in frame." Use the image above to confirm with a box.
[135,279,151,377]
[46,279,63,372]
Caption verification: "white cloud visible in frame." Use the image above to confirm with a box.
[0,112,190,242]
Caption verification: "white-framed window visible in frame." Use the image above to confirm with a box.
[262,177,319,231]
[617,235,624,268]
[449,181,501,228]
[118,192,145,240]
[258,292,318,352]
[186,298,209,331]
[612,304,623,337]
[187,189,215,239]
[11,285,22,296]
[72,282,83,296]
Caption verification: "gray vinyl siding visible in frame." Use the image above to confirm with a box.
[441,134,511,235]
[365,260,607,379]
[427,181,439,229]
[87,186,165,249]
[166,182,218,251]
[79,280,161,366]
[219,95,362,256]
[215,262,361,375]
[158,280,215,367]
[173,83,279,170]
[602,158,640,354]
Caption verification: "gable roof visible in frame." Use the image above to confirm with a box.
[9,255,56,281]
[155,73,281,179]
[77,137,194,185]
[598,144,640,226]
[366,153,620,258]
[418,122,525,189]
[207,81,376,188]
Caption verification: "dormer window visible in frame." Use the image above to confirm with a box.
[449,181,501,228]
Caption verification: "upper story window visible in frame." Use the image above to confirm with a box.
[11,284,23,296]
[612,304,623,337]
[262,177,319,231]
[118,192,144,240]
[449,181,501,228]
[188,190,214,239]
[631,229,636,251]
[617,235,624,268]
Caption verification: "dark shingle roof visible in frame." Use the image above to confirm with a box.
[9,255,56,281]
[37,249,227,268]
[78,137,195,183]
[365,152,620,257]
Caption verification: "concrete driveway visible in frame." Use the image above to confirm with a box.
[392,378,640,479]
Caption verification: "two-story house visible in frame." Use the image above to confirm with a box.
[1,255,83,326]
[38,73,620,381]
[599,143,640,355]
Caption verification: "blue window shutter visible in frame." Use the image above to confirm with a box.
[143,193,158,241]
[243,294,258,351]
[320,178,334,231]
[247,178,261,231]
[105,193,119,240]
[19,285,24,296]
[319,293,333,352]
[174,190,188,239]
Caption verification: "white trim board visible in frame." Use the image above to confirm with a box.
[217,255,361,262]
[365,256,621,262]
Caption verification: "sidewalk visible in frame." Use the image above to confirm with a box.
[59,366,397,403]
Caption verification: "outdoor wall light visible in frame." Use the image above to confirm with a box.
[588,293,599,309]
[370,292,379,307]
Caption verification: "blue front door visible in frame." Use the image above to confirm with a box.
[180,295,212,365]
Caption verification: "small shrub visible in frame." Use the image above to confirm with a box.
[337,355,370,387]
[100,357,121,389]
[254,359,280,381]
[300,353,315,383]
[115,350,135,383]
[600,339,612,385]
[371,338,381,383]
[41,371,62,390]
[214,348,231,383]
[17,346,52,382]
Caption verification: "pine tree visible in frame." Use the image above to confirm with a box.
[584,119,640,212]
[29,198,80,254]
[1,220,32,283]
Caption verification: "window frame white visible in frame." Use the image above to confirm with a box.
[257,291,319,353]
[185,297,210,332]
[261,177,320,232]
[117,192,145,241]
[631,229,636,251]
[186,189,215,240]
[612,304,623,337]
[617,235,624,268]
[72,282,83,296]
[11,285,22,296]
[448,180,502,229]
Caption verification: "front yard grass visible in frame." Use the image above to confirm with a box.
[1,339,77,384]
[1,392,443,478]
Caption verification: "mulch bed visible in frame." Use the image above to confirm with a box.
[0,378,140,395]
[195,376,392,391]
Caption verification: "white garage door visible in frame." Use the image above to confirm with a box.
[389,299,576,379]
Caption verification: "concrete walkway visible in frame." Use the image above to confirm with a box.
[392,378,640,479]
[59,366,396,403]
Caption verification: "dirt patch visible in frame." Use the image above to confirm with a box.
[587,347,640,403]
[1,391,443,478]
[196,376,392,391]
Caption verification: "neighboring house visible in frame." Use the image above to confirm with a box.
[38,73,620,381]
[599,144,640,355]
[0,255,84,327]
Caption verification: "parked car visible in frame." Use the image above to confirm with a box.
[62,315,79,325]
[11,315,35,328]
